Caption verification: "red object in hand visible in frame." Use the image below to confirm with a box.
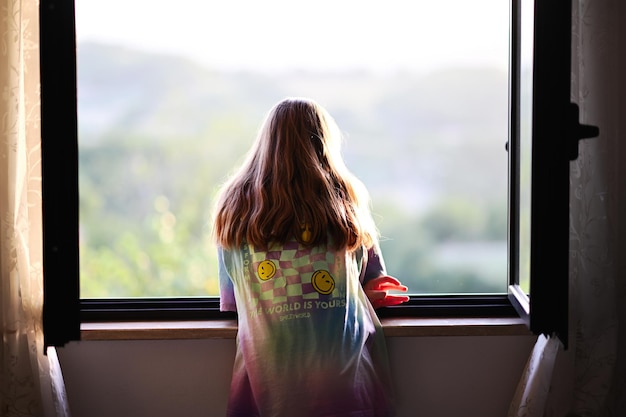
[363,275,410,309]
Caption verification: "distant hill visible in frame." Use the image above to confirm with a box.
[77,41,509,211]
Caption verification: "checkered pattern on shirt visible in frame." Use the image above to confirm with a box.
[248,240,337,306]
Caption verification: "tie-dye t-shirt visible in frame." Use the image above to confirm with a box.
[218,239,395,417]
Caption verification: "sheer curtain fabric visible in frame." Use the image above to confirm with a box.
[0,0,71,415]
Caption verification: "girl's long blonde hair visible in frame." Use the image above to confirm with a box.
[213,97,377,251]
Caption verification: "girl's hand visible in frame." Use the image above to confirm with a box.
[363,275,410,309]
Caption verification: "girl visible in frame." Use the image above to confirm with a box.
[213,97,409,417]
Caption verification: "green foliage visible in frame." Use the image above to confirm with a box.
[375,203,506,295]
[419,197,506,242]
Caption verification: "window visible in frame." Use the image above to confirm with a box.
[42,0,597,348]
[75,0,509,299]
[507,0,598,349]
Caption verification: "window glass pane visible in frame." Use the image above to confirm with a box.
[518,0,534,293]
[76,0,510,298]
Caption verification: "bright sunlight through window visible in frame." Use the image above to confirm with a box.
[75,0,510,298]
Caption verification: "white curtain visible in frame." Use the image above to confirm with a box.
[510,0,626,415]
[0,0,71,415]
[508,335,561,417]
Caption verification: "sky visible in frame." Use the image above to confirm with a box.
[75,0,510,73]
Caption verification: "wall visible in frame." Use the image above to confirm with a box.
[543,0,626,415]
[57,334,536,417]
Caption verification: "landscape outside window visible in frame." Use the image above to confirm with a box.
[76,0,510,298]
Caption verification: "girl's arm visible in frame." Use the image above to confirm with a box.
[362,245,409,309]
[218,247,238,312]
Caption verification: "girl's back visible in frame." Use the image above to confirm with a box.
[219,237,394,417]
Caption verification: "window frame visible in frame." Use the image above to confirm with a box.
[42,0,585,348]
[79,295,517,322]
[507,0,570,349]
[40,0,81,348]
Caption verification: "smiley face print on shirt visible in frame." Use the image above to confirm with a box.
[257,260,277,281]
[311,270,335,295]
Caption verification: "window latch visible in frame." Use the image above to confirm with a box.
[567,102,599,161]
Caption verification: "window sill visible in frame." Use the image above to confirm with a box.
[80,317,531,341]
